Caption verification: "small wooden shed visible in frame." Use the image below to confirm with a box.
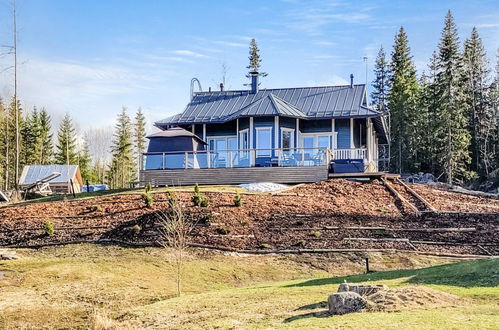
[19,165,83,194]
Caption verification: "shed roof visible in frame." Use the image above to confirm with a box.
[156,84,383,127]
[19,165,83,186]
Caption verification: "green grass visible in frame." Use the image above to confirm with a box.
[0,244,497,329]
[125,259,499,329]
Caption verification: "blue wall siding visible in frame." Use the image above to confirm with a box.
[194,124,203,140]
[239,117,249,130]
[206,120,237,137]
[300,119,332,133]
[335,119,351,149]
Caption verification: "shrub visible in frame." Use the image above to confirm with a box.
[215,226,230,235]
[90,205,102,212]
[310,231,321,238]
[145,183,153,193]
[132,224,141,234]
[199,213,213,225]
[166,190,177,208]
[192,194,203,206]
[44,219,55,237]
[233,192,242,207]
[259,243,271,249]
[199,197,209,207]
[141,192,154,208]
[192,183,209,207]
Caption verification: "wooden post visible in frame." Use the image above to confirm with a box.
[86,179,90,193]
[365,257,370,273]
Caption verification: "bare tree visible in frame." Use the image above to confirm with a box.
[157,200,195,297]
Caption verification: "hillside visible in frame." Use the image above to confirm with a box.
[1,244,496,329]
[1,179,498,256]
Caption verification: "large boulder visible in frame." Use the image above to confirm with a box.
[328,291,367,315]
[338,283,388,296]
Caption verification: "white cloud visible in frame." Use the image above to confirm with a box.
[213,40,247,48]
[306,74,349,86]
[474,23,499,28]
[171,50,208,58]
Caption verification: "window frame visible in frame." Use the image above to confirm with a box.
[255,127,272,157]
[280,127,295,150]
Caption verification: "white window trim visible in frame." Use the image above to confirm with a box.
[255,127,272,157]
[280,127,295,149]
[299,133,334,149]
[238,128,249,150]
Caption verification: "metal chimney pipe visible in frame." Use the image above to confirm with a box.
[350,74,354,88]
[220,83,224,91]
[250,72,259,94]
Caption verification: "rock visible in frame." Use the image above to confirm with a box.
[328,291,367,315]
[0,249,18,260]
[338,283,388,296]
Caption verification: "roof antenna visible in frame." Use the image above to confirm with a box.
[350,74,354,88]
[190,78,202,100]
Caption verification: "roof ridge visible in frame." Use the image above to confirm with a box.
[192,84,367,95]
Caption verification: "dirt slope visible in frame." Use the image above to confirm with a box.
[1,179,497,255]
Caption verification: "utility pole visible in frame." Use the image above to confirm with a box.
[13,0,19,191]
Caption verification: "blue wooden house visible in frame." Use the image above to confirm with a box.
[140,73,389,186]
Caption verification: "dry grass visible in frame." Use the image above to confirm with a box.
[1,244,495,329]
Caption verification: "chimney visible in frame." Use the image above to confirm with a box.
[250,71,259,94]
[209,86,212,92]
[220,82,224,92]
[350,74,354,88]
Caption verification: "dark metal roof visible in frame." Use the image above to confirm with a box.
[156,84,383,127]
[147,127,207,144]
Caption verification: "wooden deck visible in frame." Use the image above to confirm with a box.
[140,166,329,186]
[328,172,400,180]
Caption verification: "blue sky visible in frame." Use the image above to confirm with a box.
[0,0,498,132]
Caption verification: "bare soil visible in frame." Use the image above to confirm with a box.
[0,179,497,256]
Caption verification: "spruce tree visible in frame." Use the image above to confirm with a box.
[387,27,420,174]
[21,107,41,165]
[108,107,134,189]
[134,107,147,174]
[247,38,262,72]
[463,27,494,177]
[78,139,95,183]
[38,108,53,164]
[371,46,390,112]
[433,11,472,184]
[55,113,78,165]
[417,52,441,173]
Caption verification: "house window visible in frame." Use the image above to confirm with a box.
[281,128,295,150]
[239,129,249,149]
[256,127,272,157]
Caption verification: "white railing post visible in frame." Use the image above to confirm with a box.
[207,151,211,168]
[162,153,165,169]
[185,152,188,169]
[229,151,233,168]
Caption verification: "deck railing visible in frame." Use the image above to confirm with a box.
[142,147,367,170]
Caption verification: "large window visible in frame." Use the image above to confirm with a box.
[207,136,237,168]
[256,127,272,157]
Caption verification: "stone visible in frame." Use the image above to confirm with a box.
[338,283,388,296]
[328,291,367,315]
